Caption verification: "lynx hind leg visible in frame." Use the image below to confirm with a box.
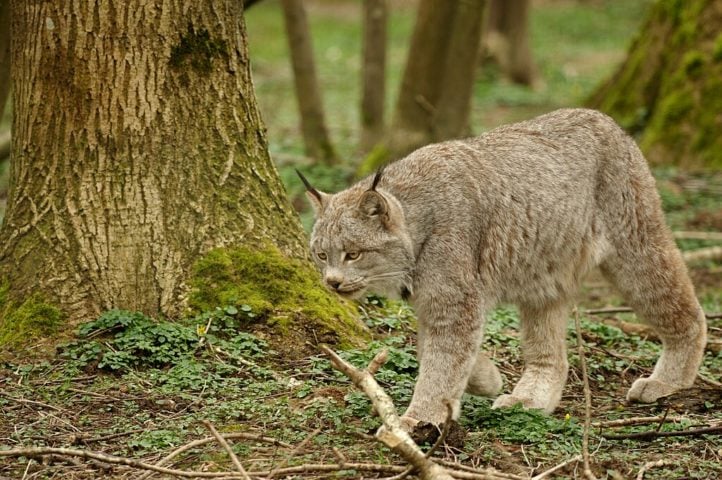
[600,246,706,403]
[466,351,503,397]
[492,300,570,413]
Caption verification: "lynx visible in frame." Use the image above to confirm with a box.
[299,109,707,430]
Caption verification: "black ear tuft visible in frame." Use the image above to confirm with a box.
[296,168,322,203]
[370,165,385,192]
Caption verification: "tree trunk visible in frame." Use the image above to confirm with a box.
[482,0,536,87]
[434,0,486,141]
[360,0,387,152]
[589,0,722,169]
[0,0,9,123]
[0,0,363,350]
[281,0,337,165]
[359,0,486,173]
[385,0,458,159]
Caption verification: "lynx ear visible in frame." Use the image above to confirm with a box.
[296,169,329,214]
[359,190,388,218]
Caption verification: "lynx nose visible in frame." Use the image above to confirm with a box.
[325,277,342,291]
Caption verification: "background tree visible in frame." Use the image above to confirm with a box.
[360,0,388,152]
[590,0,722,169]
[0,0,10,162]
[361,0,486,172]
[481,0,537,87]
[281,0,337,165]
[0,0,363,351]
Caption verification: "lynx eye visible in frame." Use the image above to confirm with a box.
[316,252,327,261]
[345,251,361,261]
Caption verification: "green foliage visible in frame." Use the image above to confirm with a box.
[463,398,581,445]
[60,309,269,374]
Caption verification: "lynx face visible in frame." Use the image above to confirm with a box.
[298,169,415,300]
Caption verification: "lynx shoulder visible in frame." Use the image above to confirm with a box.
[300,108,706,429]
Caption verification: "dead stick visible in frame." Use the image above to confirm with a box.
[269,428,321,478]
[0,447,243,478]
[592,415,686,429]
[636,459,674,480]
[574,308,597,480]
[321,345,454,480]
[673,231,722,241]
[530,455,582,480]
[138,433,292,480]
[584,307,721,320]
[203,420,251,480]
[603,424,722,441]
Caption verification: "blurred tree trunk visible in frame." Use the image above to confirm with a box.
[434,0,486,141]
[481,0,536,87]
[0,0,310,328]
[362,0,485,171]
[589,0,722,169]
[0,0,10,162]
[281,0,337,165]
[360,0,387,152]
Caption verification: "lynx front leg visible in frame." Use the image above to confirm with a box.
[493,300,570,413]
[402,292,485,427]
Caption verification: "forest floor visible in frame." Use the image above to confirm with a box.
[1,169,721,479]
[2,1,722,479]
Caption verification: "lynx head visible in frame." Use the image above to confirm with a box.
[297,168,415,300]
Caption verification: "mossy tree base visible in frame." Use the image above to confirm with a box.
[189,245,369,357]
[589,0,722,169]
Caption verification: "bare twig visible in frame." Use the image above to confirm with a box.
[321,345,454,480]
[592,415,686,429]
[682,246,722,263]
[137,433,292,480]
[269,428,321,478]
[203,420,251,480]
[636,459,674,480]
[603,424,722,441]
[530,455,582,480]
[673,231,722,241]
[584,307,722,321]
[574,308,597,480]
[0,391,64,412]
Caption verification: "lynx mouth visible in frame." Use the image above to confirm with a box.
[337,285,366,299]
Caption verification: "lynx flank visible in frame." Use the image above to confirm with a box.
[300,109,707,430]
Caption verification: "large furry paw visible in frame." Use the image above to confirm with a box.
[626,378,679,403]
[492,394,550,412]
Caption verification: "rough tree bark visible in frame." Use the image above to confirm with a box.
[281,0,337,164]
[0,0,363,349]
[481,0,537,87]
[360,0,387,152]
[589,0,722,169]
[0,0,9,119]
[360,0,486,173]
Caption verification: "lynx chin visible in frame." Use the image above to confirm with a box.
[299,109,707,431]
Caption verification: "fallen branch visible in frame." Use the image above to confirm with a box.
[603,424,722,441]
[203,420,250,480]
[585,307,722,321]
[635,459,674,480]
[673,231,722,241]
[137,432,292,480]
[595,317,722,354]
[682,245,722,263]
[574,308,598,480]
[530,455,582,480]
[592,415,686,429]
[269,428,321,478]
[321,345,455,480]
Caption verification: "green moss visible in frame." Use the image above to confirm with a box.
[169,24,228,74]
[189,245,369,350]
[682,50,705,76]
[356,144,390,178]
[712,33,722,62]
[0,287,65,348]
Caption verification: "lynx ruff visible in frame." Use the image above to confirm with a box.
[300,108,707,430]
